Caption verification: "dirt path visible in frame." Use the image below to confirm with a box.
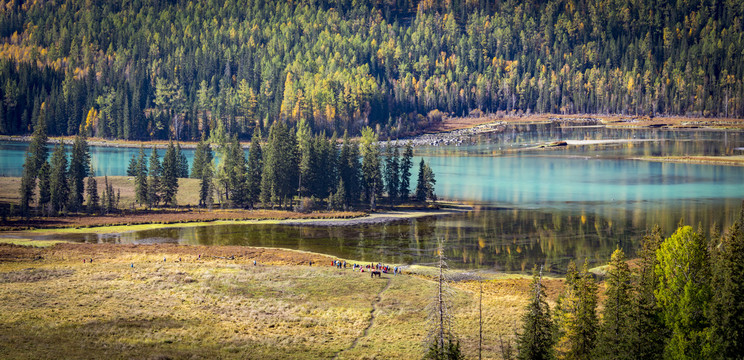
[334,276,393,359]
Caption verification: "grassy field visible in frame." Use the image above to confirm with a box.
[0,243,564,359]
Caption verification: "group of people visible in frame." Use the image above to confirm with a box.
[330,260,402,276]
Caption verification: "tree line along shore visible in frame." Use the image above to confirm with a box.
[11,115,438,221]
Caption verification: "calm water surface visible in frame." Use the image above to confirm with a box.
[6,123,744,272]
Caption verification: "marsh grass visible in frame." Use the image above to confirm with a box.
[0,244,564,359]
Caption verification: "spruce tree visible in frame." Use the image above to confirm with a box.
[49,144,69,215]
[400,141,413,201]
[384,143,400,205]
[709,205,744,359]
[176,142,189,178]
[416,159,437,202]
[85,171,99,214]
[338,131,360,207]
[595,249,634,360]
[632,226,667,359]
[226,135,248,207]
[297,118,312,197]
[554,261,598,360]
[260,121,298,208]
[161,141,179,207]
[655,225,711,359]
[19,113,48,214]
[360,127,383,209]
[517,266,555,360]
[199,160,214,208]
[147,148,162,207]
[126,154,138,176]
[67,134,90,212]
[134,146,148,206]
[37,161,51,215]
[191,138,212,179]
[246,130,262,208]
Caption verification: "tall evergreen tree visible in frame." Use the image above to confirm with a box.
[399,141,413,201]
[554,261,599,360]
[226,135,248,207]
[85,170,99,214]
[126,154,138,176]
[296,118,312,197]
[595,249,634,360]
[190,138,213,180]
[147,148,162,207]
[655,225,712,359]
[360,127,383,209]
[260,121,298,208]
[19,112,48,214]
[416,159,437,202]
[134,147,148,206]
[246,129,263,208]
[517,266,555,360]
[632,226,667,359]
[199,160,214,208]
[338,131,360,207]
[67,134,90,212]
[384,143,400,204]
[49,144,69,215]
[176,143,189,178]
[161,141,179,207]
[37,161,51,215]
[709,205,744,359]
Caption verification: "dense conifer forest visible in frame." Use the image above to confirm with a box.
[0,0,742,140]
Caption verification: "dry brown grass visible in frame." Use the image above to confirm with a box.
[0,243,565,359]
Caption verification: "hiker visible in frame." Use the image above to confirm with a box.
[253,260,257,266]
[309,260,312,266]
[198,254,201,260]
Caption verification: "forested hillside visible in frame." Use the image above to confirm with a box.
[0,0,742,140]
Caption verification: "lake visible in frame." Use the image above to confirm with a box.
[4,123,744,272]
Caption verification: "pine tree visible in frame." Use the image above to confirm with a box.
[655,225,711,359]
[176,142,189,178]
[67,134,90,212]
[632,226,667,359]
[37,161,51,215]
[246,129,262,208]
[360,127,383,209]
[330,178,347,210]
[400,141,413,201]
[226,135,248,207]
[416,159,437,202]
[338,131,360,207]
[199,160,214,208]
[191,138,212,179]
[49,144,69,215]
[134,146,148,206]
[260,121,298,208]
[147,148,162,207]
[709,205,744,359]
[297,118,312,197]
[161,141,179,207]
[517,266,555,360]
[554,261,598,360]
[85,171,99,214]
[595,249,634,360]
[384,143,400,205]
[19,113,48,215]
[126,154,138,176]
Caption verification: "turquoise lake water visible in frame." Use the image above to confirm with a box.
[5,123,744,271]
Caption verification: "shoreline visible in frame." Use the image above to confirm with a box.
[1,205,472,238]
